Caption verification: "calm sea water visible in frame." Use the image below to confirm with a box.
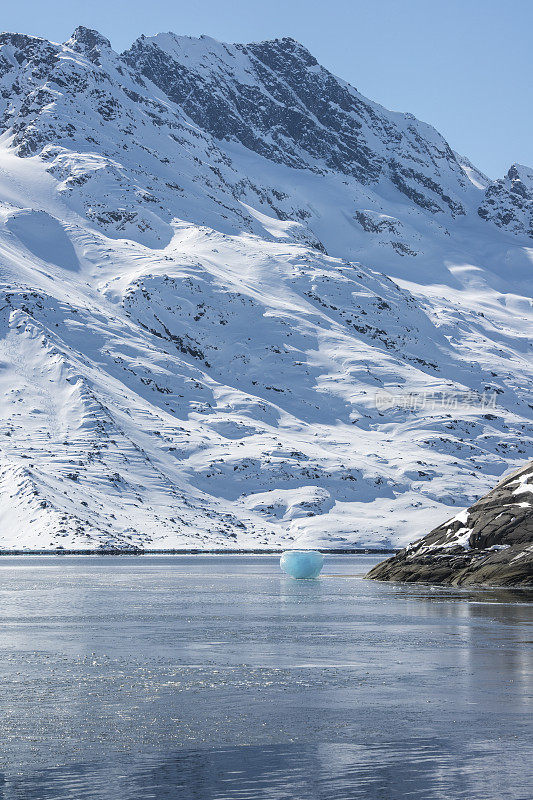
[0,554,531,799]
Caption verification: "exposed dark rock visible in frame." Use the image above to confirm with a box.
[366,461,533,587]
[65,27,112,64]
[478,164,533,238]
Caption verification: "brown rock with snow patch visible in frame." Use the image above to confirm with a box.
[366,461,533,587]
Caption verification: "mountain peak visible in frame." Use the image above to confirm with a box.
[248,35,318,67]
[507,163,533,185]
[253,35,307,50]
[65,26,112,60]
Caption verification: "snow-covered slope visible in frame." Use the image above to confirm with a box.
[0,26,531,551]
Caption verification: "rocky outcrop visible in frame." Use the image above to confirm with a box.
[366,462,533,587]
[478,164,533,238]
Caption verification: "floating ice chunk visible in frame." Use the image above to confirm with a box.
[280,550,324,579]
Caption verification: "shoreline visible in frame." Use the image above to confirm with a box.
[0,548,398,556]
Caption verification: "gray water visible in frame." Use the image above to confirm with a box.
[0,554,531,799]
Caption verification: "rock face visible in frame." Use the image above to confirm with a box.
[478,164,533,237]
[366,462,533,587]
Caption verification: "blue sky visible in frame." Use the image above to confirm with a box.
[2,0,531,178]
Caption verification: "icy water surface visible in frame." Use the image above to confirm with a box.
[0,554,531,799]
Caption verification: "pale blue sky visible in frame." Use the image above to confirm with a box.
[2,0,531,178]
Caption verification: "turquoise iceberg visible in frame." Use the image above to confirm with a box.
[280,550,324,579]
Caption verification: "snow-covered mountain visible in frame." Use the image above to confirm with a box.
[0,26,531,551]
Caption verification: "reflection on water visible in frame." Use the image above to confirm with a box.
[0,555,530,800]
[2,739,532,800]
